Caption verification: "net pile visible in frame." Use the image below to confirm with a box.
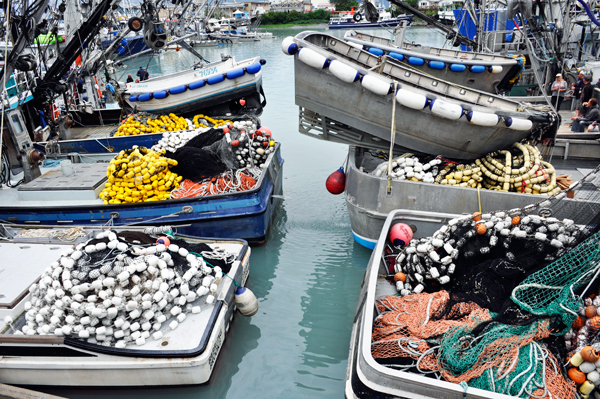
[371,142,560,195]
[170,168,260,199]
[372,166,600,397]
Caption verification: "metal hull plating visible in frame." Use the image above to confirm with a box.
[0,145,283,244]
[295,58,533,160]
[345,146,599,249]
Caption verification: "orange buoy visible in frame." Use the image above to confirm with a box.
[512,216,521,225]
[326,167,345,195]
[475,223,487,235]
[156,236,171,246]
[585,305,598,319]
[473,212,482,221]
[568,367,586,385]
[581,346,600,363]
[573,316,585,329]
[394,272,406,282]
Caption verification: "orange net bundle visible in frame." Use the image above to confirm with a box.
[372,291,575,398]
[170,168,259,199]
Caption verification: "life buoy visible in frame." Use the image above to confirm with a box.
[94,76,103,98]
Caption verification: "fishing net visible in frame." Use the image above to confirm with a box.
[371,165,600,397]
[171,168,260,199]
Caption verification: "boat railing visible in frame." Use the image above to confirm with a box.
[481,28,527,55]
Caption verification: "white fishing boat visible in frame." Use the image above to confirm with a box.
[0,225,255,386]
[328,4,413,30]
[123,56,266,116]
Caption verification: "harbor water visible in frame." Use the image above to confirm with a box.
[42,26,446,398]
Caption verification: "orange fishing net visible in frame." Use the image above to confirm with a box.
[372,291,576,398]
[170,169,258,199]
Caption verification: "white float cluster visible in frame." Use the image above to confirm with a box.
[393,212,583,296]
[372,156,442,183]
[21,231,227,348]
[151,127,210,153]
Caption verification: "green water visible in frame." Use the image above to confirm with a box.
[44,26,446,398]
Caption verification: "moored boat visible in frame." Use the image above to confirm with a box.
[123,56,266,116]
[0,225,253,386]
[343,30,524,94]
[283,31,558,160]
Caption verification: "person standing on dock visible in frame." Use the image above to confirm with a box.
[551,73,567,111]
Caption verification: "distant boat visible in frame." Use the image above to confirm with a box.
[328,5,413,30]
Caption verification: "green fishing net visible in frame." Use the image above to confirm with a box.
[511,230,600,334]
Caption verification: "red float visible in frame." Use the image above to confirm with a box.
[389,223,413,247]
[326,167,346,195]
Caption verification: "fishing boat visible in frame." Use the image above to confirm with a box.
[346,185,600,398]
[1,107,283,244]
[343,30,523,94]
[328,6,413,30]
[283,31,557,160]
[339,144,599,249]
[0,225,254,386]
[123,56,266,116]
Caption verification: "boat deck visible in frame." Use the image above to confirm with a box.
[69,125,117,140]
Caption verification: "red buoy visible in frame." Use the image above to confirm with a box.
[156,236,171,246]
[326,167,346,195]
[240,98,246,106]
[223,126,230,134]
[389,223,413,247]
[257,126,272,137]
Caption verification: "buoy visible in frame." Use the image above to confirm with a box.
[408,56,425,66]
[257,126,272,137]
[504,117,532,131]
[235,286,259,316]
[226,68,245,79]
[207,74,225,85]
[428,60,445,70]
[470,65,486,73]
[188,80,205,90]
[246,62,262,74]
[328,60,360,83]
[156,236,170,246]
[281,36,298,55]
[488,65,503,74]
[326,167,346,194]
[153,90,168,99]
[466,110,500,126]
[449,63,466,72]
[137,92,153,102]
[361,75,391,96]
[169,85,187,95]
[389,223,413,247]
[388,52,404,61]
[396,89,428,110]
[429,99,463,120]
[240,98,246,106]
[129,95,138,102]
[368,47,384,56]
[297,47,329,69]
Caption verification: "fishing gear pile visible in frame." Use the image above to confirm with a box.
[372,142,561,195]
[170,168,261,199]
[371,167,600,397]
[99,146,182,204]
[17,230,236,348]
[114,113,191,136]
[192,114,231,129]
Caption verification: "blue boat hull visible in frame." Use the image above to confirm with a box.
[0,145,284,244]
[328,15,413,30]
[101,35,149,58]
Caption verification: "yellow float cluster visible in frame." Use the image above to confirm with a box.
[192,114,231,129]
[114,114,189,136]
[100,146,183,204]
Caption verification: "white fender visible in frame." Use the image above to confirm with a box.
[298,47,329,69]
[361,75,391,96]
[281,36,298,55]
[504,117,532,131]
[466,110,500,126]
[329,60,360,83]
[489,65,503,74]
[396,88,428,110]
[429,99,463,120]
[347,41,363,50]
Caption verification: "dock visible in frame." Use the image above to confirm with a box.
[0,384,66,399]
